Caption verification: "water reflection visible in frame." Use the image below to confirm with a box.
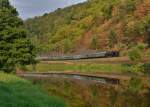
[30,77,150,107]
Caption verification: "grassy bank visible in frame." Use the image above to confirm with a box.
[26,63,134,74]
[0,73,68,107]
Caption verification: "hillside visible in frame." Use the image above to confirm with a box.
[25,0,150,54]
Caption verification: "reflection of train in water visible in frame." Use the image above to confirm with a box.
[37,51,120,61]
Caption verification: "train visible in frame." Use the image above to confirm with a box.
[36,51,119,61]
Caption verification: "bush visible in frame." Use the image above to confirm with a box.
[125,21,139,38]
[128,77,143,93]
[138,16,150,46]
[128,44,147,73]
[101,3,113,19]
[125,16,150,46]
[90,35,99,49]
[137,43,147,50]
[128,48,141,62]
[108,29,117,48]
[142,63,150,75]
[61,39,75,53]
[128,43,147,62]
[124,0,136,12]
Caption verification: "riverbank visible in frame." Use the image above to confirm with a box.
[0,73,68,107]
[25,62,150,76]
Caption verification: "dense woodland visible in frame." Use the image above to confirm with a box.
[25,0,150,54]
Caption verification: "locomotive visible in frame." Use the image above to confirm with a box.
[37,51,119,61]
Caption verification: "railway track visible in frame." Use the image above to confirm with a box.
[17,72,131,85]
[41,56,150,64]
[37,51,120,61]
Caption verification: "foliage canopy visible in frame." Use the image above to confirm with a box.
[0,0,36,72]
[25,0,150,53]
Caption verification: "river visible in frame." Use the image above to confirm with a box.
[21,74,150,107]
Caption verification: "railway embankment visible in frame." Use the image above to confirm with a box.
[41,56,150,64]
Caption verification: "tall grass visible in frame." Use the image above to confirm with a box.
[26,63,134,73]
[0,73,68,107]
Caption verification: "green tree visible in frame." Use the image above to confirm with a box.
[62,39,75,53]
[128,44,147,73]
[91,35,99,49]
[128,48,141,62]
[108,29,117,48]
[128,43,147,62]
[0,0,36,73]
[101,3,113,19]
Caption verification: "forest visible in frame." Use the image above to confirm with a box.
[25,0,150,54]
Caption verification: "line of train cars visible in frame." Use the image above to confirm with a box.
[37,51,119,61]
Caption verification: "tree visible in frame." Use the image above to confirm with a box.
[128,48,141,62]
[0,0,36,73]
[91,35,99,50]
[128,43,147,62]
[61,39,75,53]
[108,29,117,48]
[101,3,113,19]
[128,44,147,73]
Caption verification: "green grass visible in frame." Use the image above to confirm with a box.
[0,73,68,107]
[26,63,134,74]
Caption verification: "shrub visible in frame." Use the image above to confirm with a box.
[108,29,117,48]
[128,43,147,62]
[138,16,150,46]
[142,63,150,75]
[124,0,136,12]
[91,35,99,49]
[128,48,141,62]
[128,77,143,93]
[101,3,113,19]
[119,0,142,15]
[125,21,139,38]
[125,16,150,46]
[128,44,147,73]
[61,39,75,53]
